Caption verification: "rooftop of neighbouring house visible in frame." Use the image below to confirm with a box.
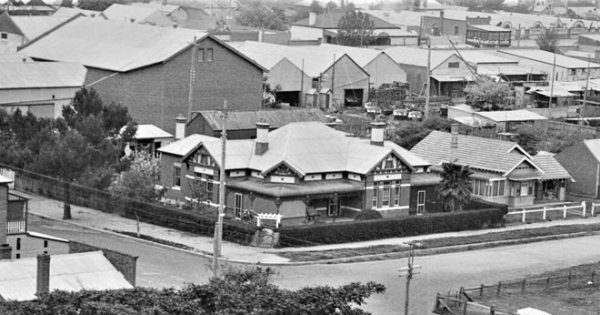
[11,14,80,41]
[0,62,87,89]
[0,174,12,184]
[101,3,176,26]
[384,46,455,68]
[193,108,329,132]
[20,17,206,72]
[121,124,173,140]
[52,6,103,18]
[0,251,132,301]
[293,11,400,29]
[159,121,430,176]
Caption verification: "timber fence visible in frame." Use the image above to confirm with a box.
[435,267,600,315]
[504,201,588,223]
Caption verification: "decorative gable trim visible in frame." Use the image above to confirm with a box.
[502,158,544,177]
[261,160,305,178]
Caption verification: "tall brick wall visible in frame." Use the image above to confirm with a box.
[69,241,138,286]
[85,37,264,134]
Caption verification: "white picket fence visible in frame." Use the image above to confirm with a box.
[506,202,588,223]
[591,202,600,217]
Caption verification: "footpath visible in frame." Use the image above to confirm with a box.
[18,190,600,265]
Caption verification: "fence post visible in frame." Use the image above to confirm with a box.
[546,277,551,290]
[480,284,484,297]
[462,298,468,315]
[490,305,495,315]
[496,281,501,296]
[568,271,572,289]
[521,278,527,293]
[582,201,587,217]
[542,207,547,220]
[593,203,597,217]
[592,271,596,284]
[563,205,567,218]
[522,210,526,223]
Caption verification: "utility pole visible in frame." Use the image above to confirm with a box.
[548,52,557,109]
[300,59,305,107]
[584,55,591,103]
[399,242,421,315]
[424,38,431,120]
[212,100,227,277]
[187,36,197,122]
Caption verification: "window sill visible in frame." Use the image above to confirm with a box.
[172,186,181,191]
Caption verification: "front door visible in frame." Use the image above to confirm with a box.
[417,190,426,215]
[328,197,339,216]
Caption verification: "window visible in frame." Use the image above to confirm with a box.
[490,180,505,197]
[472,179,490,196]
[417,190,426,214]
[16,238,20,251]
[570,69,577,76]
[173,166,181,187]
[198,48,205,62]
[520,182,529,196]
[206,48,214,62]
[454,26,459,35]
[382,185,391,207]
[0,33,6,40]
[385,159,394,169]
[16,254,20,259]
[44,240,48,248]
[234,193,243,217]
[372,187,378,208]
[394,186,400,206]
[448,62,460,68]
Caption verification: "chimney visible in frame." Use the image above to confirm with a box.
[0,182,11,260]
[308,12,317,26]
[255,122,269,155]
[440,10,445,36]
[36,254,50,295]
[370,121,386,146]
[175,114,187,140]
[451,123,459,150]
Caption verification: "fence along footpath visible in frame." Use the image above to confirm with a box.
[0,163,260,246]
[434,267,600,315]
[505,201,590,224]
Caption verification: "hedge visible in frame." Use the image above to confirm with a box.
[122,200,257,245]
[278,207,507,247]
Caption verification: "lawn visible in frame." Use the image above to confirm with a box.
[277,223,600,262]
[473,262,600,314]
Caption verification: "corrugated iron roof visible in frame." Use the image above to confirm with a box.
[102,3,176,27]
[52,7,103,18]
[0,62,86,89]
[384,46,455,69]
[12,16,75,41]
[0,53,32,63]
[499,49,600,69]
[411,130,535,174]
[584,139,600,162]
[0,251,132,301]
[293,11,399,29]
[132,124,173,140]
[196,108,327,131]
[475,110,548,122]
[532,154,572,180]
[160,121,429,175]
[21,17,207,72]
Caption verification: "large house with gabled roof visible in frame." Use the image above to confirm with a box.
[158,121,430,224]
[411,130,572,208]
[20,17,265,134]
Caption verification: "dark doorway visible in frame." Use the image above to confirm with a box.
[344,89,364,107]
[276,91,300,107]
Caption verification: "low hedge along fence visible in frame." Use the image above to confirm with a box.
[278,208,506,247]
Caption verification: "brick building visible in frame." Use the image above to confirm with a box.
[20,17,265,134]
[158,121,430,225]
[555,139,600,198]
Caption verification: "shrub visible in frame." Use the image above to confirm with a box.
[354,210,383,221]
[279,207,506,247]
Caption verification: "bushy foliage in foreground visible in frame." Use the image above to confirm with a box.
[0,268,385,315]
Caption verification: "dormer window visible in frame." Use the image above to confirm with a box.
[0,33,6,40]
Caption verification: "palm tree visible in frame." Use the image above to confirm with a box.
[437,161,473,212]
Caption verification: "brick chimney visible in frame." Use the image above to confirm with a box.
[440,10,445,35]
[370,121,386,146]
[36,254,50,295]
[0,181,11,260]
[255,122,269,155]
[451,122,459,150]
[175,114,187,140]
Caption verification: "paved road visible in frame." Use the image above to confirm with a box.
[30,215,600,314]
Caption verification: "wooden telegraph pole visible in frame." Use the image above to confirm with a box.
[212,100,227,277]
[399,241,421,315]
[424,38,431,120]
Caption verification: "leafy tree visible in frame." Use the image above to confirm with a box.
[337,10,374,47]
[437,162,473,212]
[515,124,545,155]
[77,0,125,11]
[464,77,514,111]
[326,1,338,11]
[309,0,324,13]
[109,151,161,203]
[536,28,560,53]
[236,0,288,31]
[0,268,385,315]
[386,116,451,149]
